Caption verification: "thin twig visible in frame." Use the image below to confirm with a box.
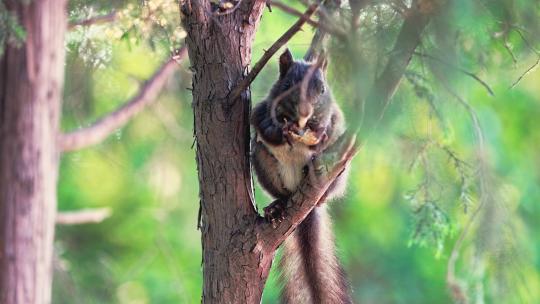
[268,0,346,38]
[508,27,540,89]
[56,208,112,225]
[270,83,301,125]
[229,3,319,100]
[513,28,540,55]
[268,56,323,125]
[510,56,540,89]
[68,11,117,29]
[270,57,322,125]
[60,47,187,152]
[299,55,324,104]
[414,51,495,96]
[503,37,518,64]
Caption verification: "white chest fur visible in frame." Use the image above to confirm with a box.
[263,139,314,192]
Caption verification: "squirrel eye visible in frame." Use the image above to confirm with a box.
[321,85,326,94]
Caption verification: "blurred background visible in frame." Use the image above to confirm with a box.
[54,0,539,303]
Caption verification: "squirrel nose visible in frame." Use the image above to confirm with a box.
[297,102,313,129]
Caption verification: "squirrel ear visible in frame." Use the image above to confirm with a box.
[279,48,294,78]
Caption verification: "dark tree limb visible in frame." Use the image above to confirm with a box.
[268,0,346,39]
[60,47,187,152]
[357,3,431,134]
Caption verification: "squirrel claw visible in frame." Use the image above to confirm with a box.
[264,199,286,228]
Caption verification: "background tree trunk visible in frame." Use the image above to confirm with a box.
[0,1,67,303]
[182,2,272,303]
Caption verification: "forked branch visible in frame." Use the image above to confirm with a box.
[60,47,187,152]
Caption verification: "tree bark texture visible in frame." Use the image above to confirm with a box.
[0,1,67,303]
[181,1,271,303]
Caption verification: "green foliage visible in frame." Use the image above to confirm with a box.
[55,0,540,303]
[0,2,26,56]
[67,0,183,67]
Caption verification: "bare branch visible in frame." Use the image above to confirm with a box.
[268,0,346,38]
[414,51,495,96]
[270,83,301,125]
[68,12,117,29]
[300,55,324,104]
[60,47,187,152]
[229,3,319,100]
[56,208,112,225]
[256,134,358,250]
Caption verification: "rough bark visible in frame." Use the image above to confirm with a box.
[0,1,67,304]
[181,0,269,302]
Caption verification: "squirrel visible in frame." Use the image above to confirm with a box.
[251,48,352,304]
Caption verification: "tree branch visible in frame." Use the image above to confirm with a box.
[510,56,540,89]
[60,47,187,152]
[357,5,430,134]
[256,134,358,250]
[229,3,319,100]
[56,208,112,225]
[68,11,117,29]
[268,0,346,39]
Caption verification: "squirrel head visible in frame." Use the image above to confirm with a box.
[271,48,331,129]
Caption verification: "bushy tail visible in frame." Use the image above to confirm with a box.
[279,206,352,304]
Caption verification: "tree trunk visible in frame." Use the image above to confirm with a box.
[181,2,272,303]
[0,1,67,303]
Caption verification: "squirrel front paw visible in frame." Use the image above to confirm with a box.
[264,199,287,228]
[282,120,296,146]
